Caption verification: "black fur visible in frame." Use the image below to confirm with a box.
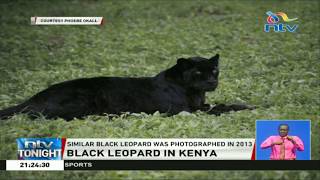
[0,54,254,120]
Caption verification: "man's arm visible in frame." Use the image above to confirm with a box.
[261,136,283,149]
[261,136,273,149]
[288,136,304,151]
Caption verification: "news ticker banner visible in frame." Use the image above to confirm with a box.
[16,138,256,160]
[2,138,320,170]
[30,17,104,25]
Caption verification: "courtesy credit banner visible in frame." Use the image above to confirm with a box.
[30,17,104,25]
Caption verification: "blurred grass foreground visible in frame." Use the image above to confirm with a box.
[0,0,319,179]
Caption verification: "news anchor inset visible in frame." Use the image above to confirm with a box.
[260,124,304,160]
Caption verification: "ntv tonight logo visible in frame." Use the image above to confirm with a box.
[264,11,298,32]
[17,138,62,160]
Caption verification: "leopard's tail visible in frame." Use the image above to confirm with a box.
[0,102,29,120]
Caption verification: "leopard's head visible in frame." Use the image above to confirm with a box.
[165,54,219,91]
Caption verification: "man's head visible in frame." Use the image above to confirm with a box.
[165,54,220,91]
[278,124,289,137]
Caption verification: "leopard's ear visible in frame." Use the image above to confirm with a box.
[210,54,219,66]
[177,58,188,64]
[210,54,219,61]
[176,58,194,69]
[165,58,192,81]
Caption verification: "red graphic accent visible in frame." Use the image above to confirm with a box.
[100,17,104,26]
[61,137,67,159]
[267,16,276,24]
[251,141,256,160]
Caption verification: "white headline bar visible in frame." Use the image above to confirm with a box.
[63,138,255,160]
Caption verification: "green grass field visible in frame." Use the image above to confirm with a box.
[0,0,319,179]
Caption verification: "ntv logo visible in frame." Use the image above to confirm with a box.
[24,140,53,149]
[264,11,298,32]
[17,138,62,160]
